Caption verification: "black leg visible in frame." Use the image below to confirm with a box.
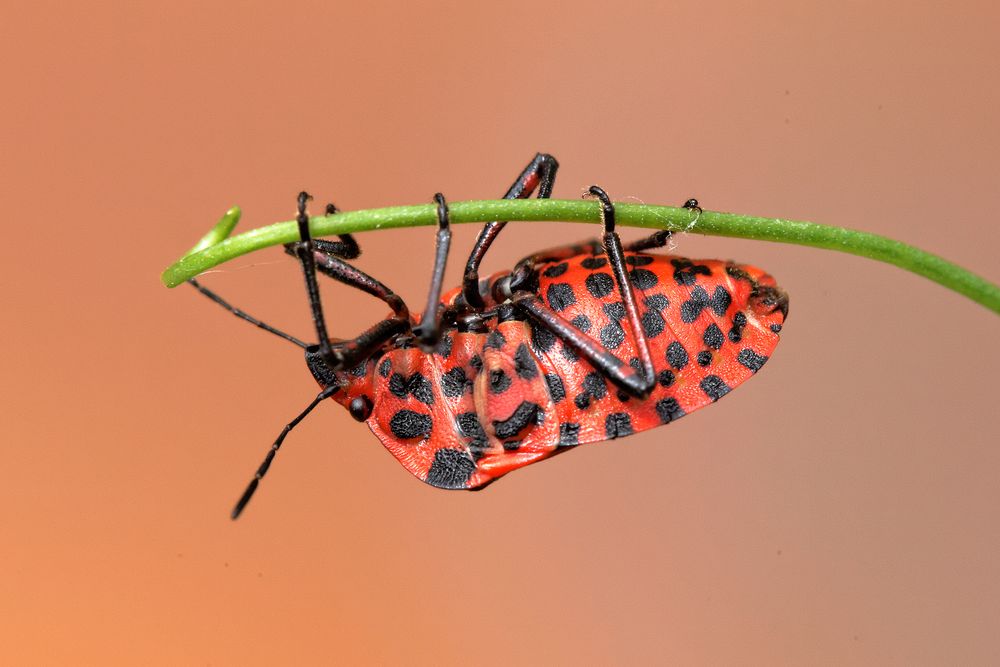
[309,203,361,259]
[333,316,411,369]
[312,237,359,259]
[510,186,656,398]
[286,192,410,371]
[187,278,308,348]
[414,193,452,349]
[285,244,410,321]
[461,153,559,310]
[188,197,401,351]
[623,198,701,252]
[623,231,672,253]
[589,186,656,391]
[512,293,652,396]
[231,384,340,519]
[287,192,337,366]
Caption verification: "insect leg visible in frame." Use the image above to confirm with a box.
[287,191,337,367]
[506,197,701,262]
[623,198,701,252]
[309,203,361,259]
[188,199,396,349]
[511,293,652,397]
[413,193,452,349]
[588,186,657,393]
[509,187,658,398]
[329,316,411,370]
[230,383,340,519]
[461,153,559,310]
[288,242,410,321]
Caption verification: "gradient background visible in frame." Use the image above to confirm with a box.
[3,2,999,664]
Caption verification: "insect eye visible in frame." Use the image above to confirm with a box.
[349,395,373,422]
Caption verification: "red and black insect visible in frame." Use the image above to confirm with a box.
[189,154,788,518]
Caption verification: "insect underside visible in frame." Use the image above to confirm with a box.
[187,153,787,518]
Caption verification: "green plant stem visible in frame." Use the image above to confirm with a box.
[161,199,1000,315]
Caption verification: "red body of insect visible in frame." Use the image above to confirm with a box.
[190,154,789,517]
[325,253,786,489]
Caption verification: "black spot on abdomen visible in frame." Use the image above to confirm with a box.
[455,412,488,458]
[605,413,633,439]
[546,283,576,311]
[558,422,580,447]
[545,373,566,402]
[666,341,689,370]
[628,268,658,290]
[389,372,434,404]
[389,410,432,439]
[543,262,569,277]
[440,367,469,398]
[389,373,408,398]
[600,321,626,349]
[582,372,607,399]
[530,321,556,353]
[492,401,541,439]
[581,256,607,270]
[585,272,615,298]
[728,311,747,343]
[436,334,453,358]
[603,301,626,320]
[700,375,731,401]
[489,368,512,393]
[425,448,476,489]
[514,343,538,379]
[703,323,724,350]
[570,314,592,333]
[738,349,769,372]
[484,329,506,350]
[642,309,665,338]
[655,398,685,423]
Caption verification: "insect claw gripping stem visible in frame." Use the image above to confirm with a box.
[588,185,617,231]
[622,198,701,253]
[683,197,703,226]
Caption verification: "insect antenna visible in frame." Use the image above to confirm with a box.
[188,278,309,348]
[231,384,339,519]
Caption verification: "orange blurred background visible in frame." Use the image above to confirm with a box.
[3,2,999,664]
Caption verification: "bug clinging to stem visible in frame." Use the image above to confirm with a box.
[187,153,788,518]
